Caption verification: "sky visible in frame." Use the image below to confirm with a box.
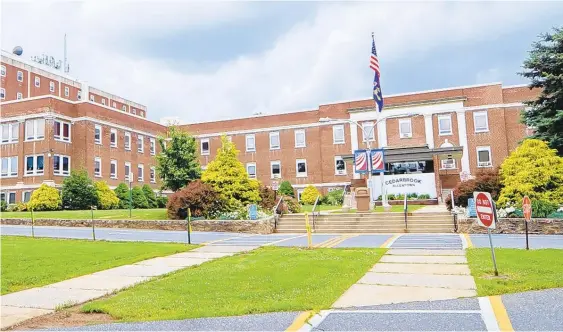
[1,1,562,124]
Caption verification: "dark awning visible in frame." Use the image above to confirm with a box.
[342,145,463,163]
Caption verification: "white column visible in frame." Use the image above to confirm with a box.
[456,110,471,176]
[424,114,435,149]
[349,123,360,179]
[80,81,90,102]
[377,118,387,148]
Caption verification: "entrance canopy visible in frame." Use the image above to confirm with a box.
[342,145,463,163]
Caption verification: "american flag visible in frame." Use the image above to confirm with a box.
[371,35,384,112]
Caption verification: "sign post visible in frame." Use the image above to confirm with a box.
[403,192,408,231]
[30,208,35,238]
[474,191,498,276]
[304,212,312,249]
[91,206,96,241]
[522,195,532,250]
[187,208,192,245]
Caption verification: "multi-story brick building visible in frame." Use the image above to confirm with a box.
[1,47,540,205]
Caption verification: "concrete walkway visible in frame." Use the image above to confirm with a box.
[332,248,477,308]
[0,245,258,330]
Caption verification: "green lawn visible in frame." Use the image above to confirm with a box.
[466,248,563,296]
[1,236,196,294]
[1,209,167,220]
[300,205,341,213]
[82,247,386,321]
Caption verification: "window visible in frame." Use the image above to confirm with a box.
[477,146,492,168]
[245,134,256,152]
[295,129,306,148]
[201,138,210,155]
[150,167,156,183]
[1,156,18,177]
[296,159,307,177]
[150,138,156,155]
[271,161,281,179]
[110,160,117,179]
[246,162,257,179]
[25,155,44,176]
[137,135,144,153]
[112,102,117,108]
[399,119,412,138]
[0,88,5,100]
[17,71,23,82]
[77,90,82,100]
[269,131,280,150]
[441,158,456,170]
[22,191,31,203]
[362,122,375,142]
[1,122,19,143]
[122,105,127,111]
[438,115,452,135]
[124,132,131,150]
[1,65,5,76]
[64,86,69,97]
[53,154,70,176]
[90,94,95,102]
[3,192,17,205]
[132,109,137,115]
[16,92,23,100]
[94,125,102,144]
[297,189,304,202]
[140,111,144,117]
[137,164,144,182]
[125,162,131,182]
[94,157,102,177]
[34,76,40,87]
[49,81,55,93]
[54,120,71,142]
[335,156,346,175]
[333,125,345,144]
[473,111,489,133]
[101,98,106,105]
[110,129,117,147]
[25,118,45,140]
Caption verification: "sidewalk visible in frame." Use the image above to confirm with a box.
[332,248,476,308]
[0,245,258,330]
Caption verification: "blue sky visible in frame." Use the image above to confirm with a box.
[2,2,562,123]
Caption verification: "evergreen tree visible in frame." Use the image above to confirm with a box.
[62,170,97,210]
[28,184,62,211]
[95,181,120,209]
[114,183,131,209]
[520,27,563,155]
[278,180,295,197]
[202,135,260,210]
[156,127,201,191]
[131,186,149,209]
[142,184,157,208]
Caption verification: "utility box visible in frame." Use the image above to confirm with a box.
[355,187,370,212]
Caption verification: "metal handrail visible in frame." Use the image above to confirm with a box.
[273,196,284,230]
[311,195,321,231]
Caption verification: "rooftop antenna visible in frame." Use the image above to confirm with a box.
[63,34,70,73]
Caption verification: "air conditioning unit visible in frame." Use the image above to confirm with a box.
[442,162,456,169]
[336,169,346,175]
[400,133,411,138]
[478,161,492,167]
[272,174,281,179]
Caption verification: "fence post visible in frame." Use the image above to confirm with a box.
[31,208,35,238]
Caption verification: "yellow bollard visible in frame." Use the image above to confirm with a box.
[305,212,312,249]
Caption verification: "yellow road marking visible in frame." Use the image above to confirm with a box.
[380,234,400,248]
[489,296,514,332]
[314,236,340,248]
[326,235,357,248]
[286,310,313,331]
[463,233,474,248]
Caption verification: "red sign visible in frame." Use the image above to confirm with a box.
[523,196,532,222]
[474,192,496,229]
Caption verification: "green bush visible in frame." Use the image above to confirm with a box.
[548,211,563,219]
[395,194,405,200]
[301,185,321,205]
[418,194,431,199]
[28,184,62,211]
[0,200,6,212]
[95,181,119,210]
[142,185,157,208]
[530,200,559,218]
[166,180,225,219]
[407,193,418,199]
[62,170,98,210]
[324,189,344,206]
[278,181,295,197]
[9,202,28,212]
[387,194,396,200]
[114,183,131,209]
[131,186,149,209]
[156,195,168,208]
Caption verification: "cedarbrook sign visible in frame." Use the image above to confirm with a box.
[369,173,437,198]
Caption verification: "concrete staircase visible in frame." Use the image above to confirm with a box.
[276,212,455,233]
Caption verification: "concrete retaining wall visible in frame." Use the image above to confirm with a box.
[457,218,562,234]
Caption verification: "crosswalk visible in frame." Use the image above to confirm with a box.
[390,234,463,250]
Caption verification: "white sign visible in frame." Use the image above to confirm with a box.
[369,173,437,198]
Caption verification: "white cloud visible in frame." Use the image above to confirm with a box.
[2,1,561,123]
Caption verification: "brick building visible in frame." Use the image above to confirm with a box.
[1,48,539,205]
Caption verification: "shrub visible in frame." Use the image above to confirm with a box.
[166,180,225,220]
[62,170,97,210]
[156,195,168,208]
[28,184,61,211]
[142,185,157,208]
[278,181,295,197]
[0,200,6,212]
[446,169,502,210]
[114,183,131,209]
[324,189,344,206]
[131,186,149,209]
[95,181,120,210]
[282,196,301,213]
[418,194,431,199]
[530,200,559,218]
[301,185,321,205]
[259,185,277,210]
[395,194,405,200]
[387,194,396,200]
[9,202,28,212]
[407,193,418,199]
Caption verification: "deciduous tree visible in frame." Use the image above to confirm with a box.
[156,127,201,191]
[95,181,120,210]
[301,185,321,205]
[62,170,97,210]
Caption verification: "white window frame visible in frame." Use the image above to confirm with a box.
[90,94,95,102]
[0,88,5,100]
[335,156,346,175]
[25,118,45,141]
[53,154,71,176]
[473,111,489,133]
[245,134,256,152]
[440,158,457,170]
[124,132,131,150]
[77,90,82,100]
[34,76,40,87]
[150,166,156,183]
[362,122,375,142]
[112,102,117,108]
[296,159,307,178]
[150,138,156,155]
[0,65,5,77]
[110,160,118,179]
[137,135,144,153]
[201,138,210,155]
[17,70,23,82]
[140,111,144,117]
[269,131,280,150]
[477,146,493,168]
[125,162,131,182]
[399,118,412,138]
[16,92,23,100]
[64,86,69,97]
[94,157,102,177]
[110,128,118,148]
[294,129,306,148]
[297,189,304,202]
[1,156,18,178]
[94,124,102,144]
[54,120,71,142]
[25,154,44,176]
[122,105,127,112]
[333,125,345,144]
[270,160,281,179]
[1,122,19,144]
[3,192,17,205]
[438,114,453,136]
[101,98,106,105]
[246,162,257,179]
[49,81,55,93]
[132,109,137,115]
[22,191,32,203]
[137,164,144,182]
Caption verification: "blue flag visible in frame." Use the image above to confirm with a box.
[370,37,384,112]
